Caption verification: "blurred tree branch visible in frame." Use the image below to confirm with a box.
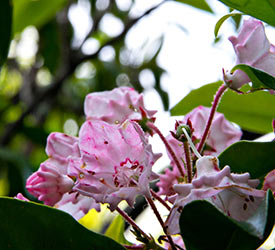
[0,1,165,146]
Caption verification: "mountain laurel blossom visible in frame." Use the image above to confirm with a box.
[157,106,241,198]
[69,119,161,211]
[224,18,275,90]
[84,87,157,124]
[26,132,99,218]
[165,156,265,234]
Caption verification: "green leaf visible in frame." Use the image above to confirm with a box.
[231,64,275,90]
[218,140,275,182]
[105,215,130,245]
[179,191,275,250]
[214,13,243,38]
[170,81,275,133]
[13,0,67,34]
[174,0,214,13]
[0,0,12,68]
[218,0,275,27]
[0,197,125,250]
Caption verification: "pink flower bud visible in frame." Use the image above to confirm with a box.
[26,160,74,206]
[84,87,156,124]
[69,120,161,211]
[165,156,265,234]
[262,170,275,195]
[14,193,29,201]
[224,18,275,90]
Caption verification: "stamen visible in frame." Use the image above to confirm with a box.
[182,127,201,158]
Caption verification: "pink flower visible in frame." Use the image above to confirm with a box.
[262,170,275,195]
[84,87,156,124]
[26,160,74,206]
[69,119,161,210]
[165,156,265,234]
[26,132,100,219]
[181,106,242,156]
[26,133,80,205]
[224,18,275,90]
[157,106,241,199]
[157,167,182,198]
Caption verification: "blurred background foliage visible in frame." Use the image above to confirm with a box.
[0,0,239,200]
[0,0,210,199]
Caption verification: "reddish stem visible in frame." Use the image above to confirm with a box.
[147,122,185,177]
[150,190,171,211]
[124,245,144,249]
[183,141,192,183]
[145,195,177,250]
[197,84,228,154]
[116,207,150,241]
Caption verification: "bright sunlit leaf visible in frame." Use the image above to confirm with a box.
[13,0,67,34]
[214,12,243,38]
[218,0,275,27]
[171,81,275,133]
[219,140,275,183]
[231,64,275,90]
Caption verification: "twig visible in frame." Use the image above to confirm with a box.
[145,195,177,250]
[116,207,150,241]
[0,2,165,146]
[150,190,171,211]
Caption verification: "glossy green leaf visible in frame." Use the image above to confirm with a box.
[171,81,275,133]
[174,0,214,13]
[105,215,130,245]
[0,0,12,67]
[231,64,275,90]
[214,13,243,38]
[218,0,275,27]
[219,140,275,182]
[0,197,125,250]
[179,191,275,250]
[13,0,67,34]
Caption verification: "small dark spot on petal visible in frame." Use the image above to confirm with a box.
[104,140,108,144]
[245,197,249,202]
[177,206,183,213]
[243,203,247,210]
[249,195,254,202]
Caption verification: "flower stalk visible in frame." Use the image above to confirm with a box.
[116,207,151,241]
[183,141,193,183]
[145,195,177,250]
[147,122,185,177]
[197,83,228,154]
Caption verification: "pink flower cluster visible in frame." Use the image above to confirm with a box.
[157,106,242,198]
[23,87,160,218]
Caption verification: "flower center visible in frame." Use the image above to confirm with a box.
[113,158,144,188]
